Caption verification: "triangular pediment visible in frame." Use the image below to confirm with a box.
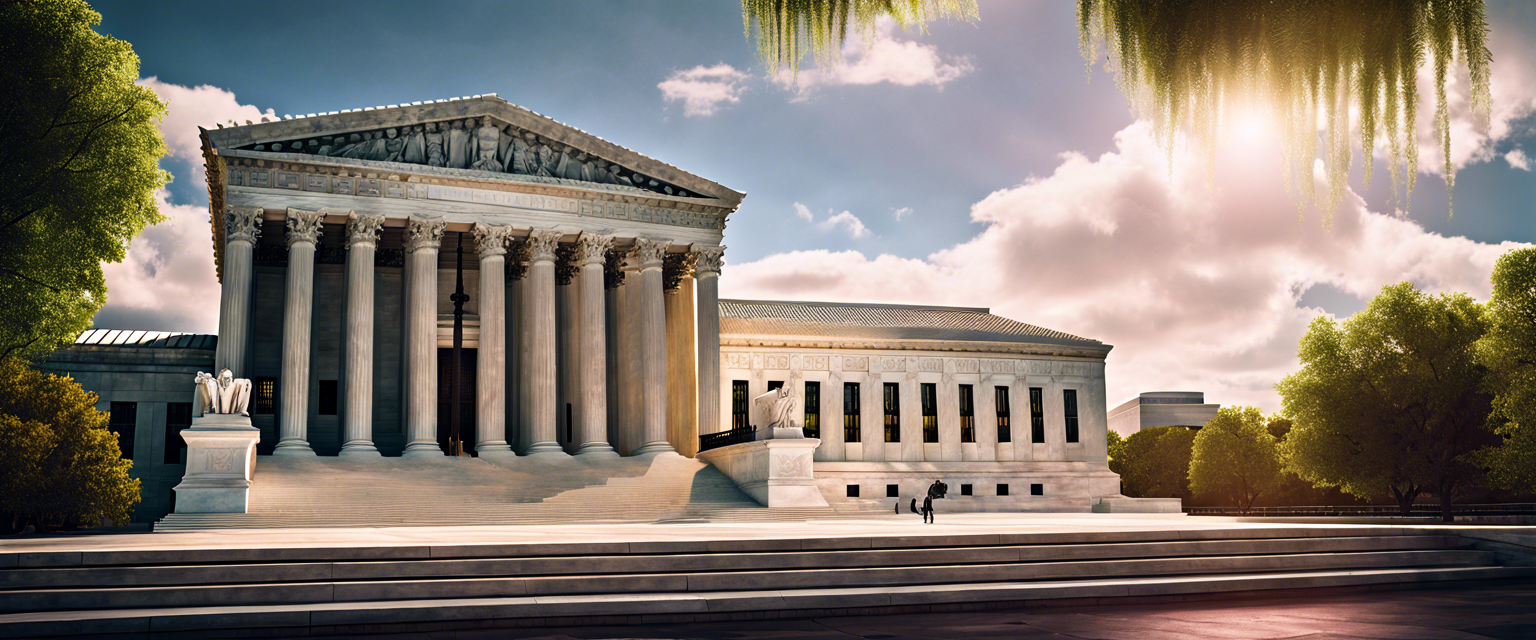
[202,95,742,206]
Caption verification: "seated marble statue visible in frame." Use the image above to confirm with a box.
[753,385,803,439]
[195,368,252,417]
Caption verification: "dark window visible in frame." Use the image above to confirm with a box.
[846,484,860,498]
[1031,483,1044,496]
[732,381,750,430]
[920,383,938,443]
[997,483,1010,496]
[254,377,277,414]
[803,381,821,439]
[886,484,899,498]
[767,380,784,392]
[959,384,975,443]
[108,402,137,460]
[883,383,901,443]
[961,483,973,496]
[318,380,338,415]
[1030,387,1046,444]
[995,386,1012,443]
[843,383,861,443]
[1064,389,1080,443]
[164,402,193,464]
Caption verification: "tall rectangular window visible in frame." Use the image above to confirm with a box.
[108,402,137,461]
[803,381,821,439]
[731,381,749,430]
[1030,387,1046,444]
[164,402,193,464]
[883,383,901,443]
[959,384,975,443]
[1064,389,1080,443]
[843,382,861,443]
[254,377,276,414]
[920,383,938,443]
[995,386,1012,443]
[318,380,338,415]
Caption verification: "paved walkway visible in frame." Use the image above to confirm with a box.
[327,581,1536,639]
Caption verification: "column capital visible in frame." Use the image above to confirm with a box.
[506,240,530,281]
[576,232,615,266]
[404,216,446,253]
[225,206,264,245]
[285,208,325,248]
[555,243,579,285]
[691,244,725,277]
[346,211,384,248]
[604,249,626,289]
[472,222,514,258]
[526,229,563,263]
[663,252,696,293]
[631,237,671,269]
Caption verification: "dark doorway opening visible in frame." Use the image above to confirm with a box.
[437,347,477,455]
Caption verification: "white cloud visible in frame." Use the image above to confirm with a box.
[820,211,872,239]
[658,64,749,117]
[723,122,1526,412]
[1505,148,1530,171]
[778,19,973,96]
[137,77,276,183]
[1398,23,1536,177]
[794,202,815,221]
[893,207,914,221]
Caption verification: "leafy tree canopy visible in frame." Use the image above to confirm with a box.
[1477,247,1536,491]
[1118,426,1196,499]
[1278,282,1496,519]
[1079,0,1490,219]
[742,0,978,75]
[1188,406,1282,513]
[1105,428,1126,475]
[0,0,169,361]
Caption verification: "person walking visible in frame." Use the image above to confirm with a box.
[923,478,948,524]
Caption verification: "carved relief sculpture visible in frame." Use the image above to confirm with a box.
[196,368,253,416]
[424,122,446,167]
[402,124,426,164]
[447,119,472,169]
[505,132,534,174]
[470,116,502,172]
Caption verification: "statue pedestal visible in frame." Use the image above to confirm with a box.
[697,438,828,508]
[172,414,261,513]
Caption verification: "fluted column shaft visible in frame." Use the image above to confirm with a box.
[576,234,616,457]
[402,217,446,457]
[341,213,384,456]
[524,230,565,456]
[632,239,675,455]
[693,246,725,436]
[275,208,325,456]
[216,207,262,378]
[474,223,513,456]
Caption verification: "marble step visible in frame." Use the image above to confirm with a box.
[0,566,1528,638]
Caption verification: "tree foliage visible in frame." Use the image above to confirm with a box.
[1078,0,1491,219]
[1278,282,1496,520]
[0,0,169,361]
[1105,428,1126,475]
[1118,426,1196,499]
[1476,247,1536,491]
[742,0,978,75]
[1188,406,1281,513]
[0,359,140,532]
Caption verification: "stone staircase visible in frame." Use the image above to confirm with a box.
[0,527,1527,637]
[155,453,865,531]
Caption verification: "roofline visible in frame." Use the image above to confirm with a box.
[720,298,991,314]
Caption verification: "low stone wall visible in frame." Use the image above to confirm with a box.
[814,461,1129,513]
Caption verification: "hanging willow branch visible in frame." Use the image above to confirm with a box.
[1079,0,1491,220]
[743,0,979,76]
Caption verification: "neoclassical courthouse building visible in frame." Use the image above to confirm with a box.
[41,95,1128,521]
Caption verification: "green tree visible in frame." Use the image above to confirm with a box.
[1278,282,1497,521]
[1188,407,1281,513]
[0,0,169,361]
[1477,247,1536,491]
[1119,426,1196,499]
[1105,428,1126,475]
[0,359,140,532]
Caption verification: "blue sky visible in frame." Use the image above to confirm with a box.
[93,1,1536,409]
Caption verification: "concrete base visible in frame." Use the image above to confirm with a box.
[1093,494,1185,513]
[172,414,260,514]
[697,439,828,508]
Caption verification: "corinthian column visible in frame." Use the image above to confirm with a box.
[692,246,725,436]
[274,208,326,456]
[632,238,676,456]
[575,233,617,457]
[524,229,566,456]
[401,216,446,457]
[474,222,515,457]
[664,253,697,456]
[216,206,262,378]
[340,212,384,456]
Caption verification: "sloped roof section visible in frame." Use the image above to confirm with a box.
[719,299,1102,348]
[75,330,217,350]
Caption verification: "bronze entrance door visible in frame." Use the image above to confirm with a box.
[436,347,477,455]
